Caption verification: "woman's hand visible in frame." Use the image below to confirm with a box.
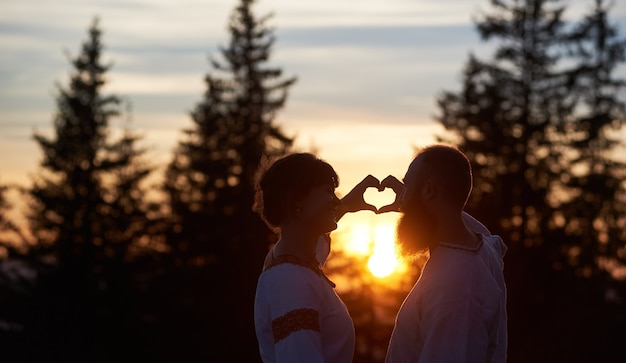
[336,175,380,220]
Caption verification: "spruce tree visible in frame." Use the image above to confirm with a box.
[0,184,26,251]
[557,0,626,282]
[24,18,154,361]
[161,0,295,360]
[437,0,571,316]
[0,183,30,294]
[435,0,626,360]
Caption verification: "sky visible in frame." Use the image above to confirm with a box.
[1,0,626,215]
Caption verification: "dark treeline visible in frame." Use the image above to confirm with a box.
[0,0,625,362]
[437,0,626,361]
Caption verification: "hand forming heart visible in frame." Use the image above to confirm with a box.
[340,175,405,215]
[377,175,405,214]
[363,188,397,212]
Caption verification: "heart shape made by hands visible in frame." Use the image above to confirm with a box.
[363,187,398,212]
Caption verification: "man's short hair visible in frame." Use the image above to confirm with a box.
[416,144,472,209]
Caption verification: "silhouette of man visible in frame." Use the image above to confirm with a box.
[382,144,507,363]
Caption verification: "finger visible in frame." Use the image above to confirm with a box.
[376,206,392,214]
[377,203,401,214]
[345,201,377,213]
[381,176,404,192]
[362,203,377,213]
[361,174,380,189]
[381,175,399,187]
[360,174,384,191]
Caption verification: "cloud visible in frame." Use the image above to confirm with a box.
[259,0,479,27]
[276,24,479,48]
[106,72,204,95]
[2,0,626,189]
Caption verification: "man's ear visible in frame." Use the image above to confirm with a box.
[423,178,435,200]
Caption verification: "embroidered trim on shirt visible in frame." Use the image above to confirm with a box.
[438,236,484,253]
[264,253,336,288]
[272,308,320,343]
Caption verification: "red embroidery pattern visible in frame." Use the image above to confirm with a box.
[272,308,320,343]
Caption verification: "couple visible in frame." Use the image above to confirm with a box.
[253,144,508,363]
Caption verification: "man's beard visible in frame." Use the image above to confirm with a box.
[396,198,437,258]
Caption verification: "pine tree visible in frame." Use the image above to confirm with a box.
[165,0,295,264]
[557,0,626,283]
[437,0,572,312]
[435,0,626,360]
[0,184,26,252]
[23,18,154,361]
[438,0,569,243]
[102,103,159,260]
[0,183,30,294]
[161,0,296,360]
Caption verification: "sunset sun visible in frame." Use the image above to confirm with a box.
[367,224,399,277]
[343,220,401,278]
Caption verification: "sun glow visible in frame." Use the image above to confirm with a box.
[344,223,373,255]
[367,224,400,278]
[343,220,401,278]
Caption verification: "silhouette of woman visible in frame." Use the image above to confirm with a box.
[253,152,378,363]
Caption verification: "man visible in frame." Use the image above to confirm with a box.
[382,144,507,363]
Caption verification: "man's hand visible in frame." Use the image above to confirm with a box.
[377,175,405,214]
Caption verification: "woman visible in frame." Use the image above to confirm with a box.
[253,153,378,363]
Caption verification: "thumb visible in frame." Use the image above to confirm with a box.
[377,204,400,214]
[362,203,377,213]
